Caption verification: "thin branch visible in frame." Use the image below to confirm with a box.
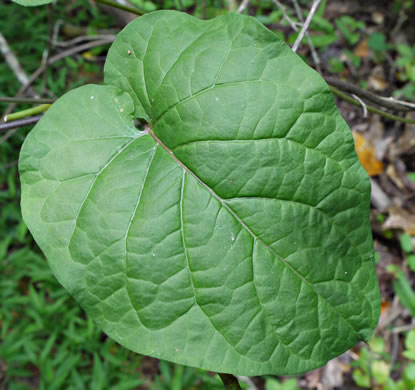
[0,32,39,98]
[292,0,321,52]
[291,0,321,71]
[352,93,368,118]
[53,33,116,48]
[0,97,55,104]
[325,76,415,112]
[330,86,415,125]
[94,0,143,16]
[272,0,299,32]
[237,0,250,13]
[218,373,242,390]
[237,376,258,390]
[0,115,43,132]
[4,104,50,122]
[0,32,30,86]
[41,3,54,95]
[384,97,415,110]
[2,38,114,119]
[49,38,114,64]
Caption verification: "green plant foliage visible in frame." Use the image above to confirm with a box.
[395,44,415,100]
[265,377,299,390]
[388,265,415,318]
[335,16,365,46]
[352,331,415,389]
[12,0,53,6]
[19,10,380,376]
[368,32,389,52]
[401,233,414,254]
[0,248,146,389]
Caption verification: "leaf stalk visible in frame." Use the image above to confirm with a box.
[4,104,50,122]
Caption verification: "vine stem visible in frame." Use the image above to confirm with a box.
[94,0,143,16]
[0,115,43,132]
[218,373,242,390]
[330,86,415,125]
[4,104,50,122]
[0,97,55,104]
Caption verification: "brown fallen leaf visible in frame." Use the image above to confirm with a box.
[383,205,415,235]
[353,132,385,176]
[372,11,384,24]
[354,39,369,58]
[386,164,406,191]
[368,67,389,91]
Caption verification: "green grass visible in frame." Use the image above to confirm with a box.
[0,243,227,388]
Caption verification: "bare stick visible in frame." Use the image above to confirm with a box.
[218,373,242,390]
[0,33,39,98]
[94,0,143,15]
[352,94,368,118]
[330,86,415,125]
[325,76,415,112]
[383,97,415,110]
[272,0,298,31]
[0,115,43,132]
[292,0,321,52]
[0,32,30,86]
[2,38,114,119]
[291,0,321,71]
[0,97,55,104]
[370,178,392,211]
[237,0,250,13]
[53,33,116,48]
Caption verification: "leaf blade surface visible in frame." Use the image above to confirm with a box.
[20,11,380,375]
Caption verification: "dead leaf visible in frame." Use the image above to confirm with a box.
[372,12,384,24]
[386,164,406,190]
[383,205,415,235]
[368,67,388,91]
[353,132,385,176]
[354,39,369,58]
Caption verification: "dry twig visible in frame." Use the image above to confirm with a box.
[325,76,415,112]
[2,38,114,119]
[352,94,368,118]
[291,0,321,71]
[330,86,415,125]
[0,32,30,87]
[292,0,321,52]
[0,115,43,133]
[237,0,250,13]
[272,0,299,32]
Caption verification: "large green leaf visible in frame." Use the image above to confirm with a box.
[19,10,380,375]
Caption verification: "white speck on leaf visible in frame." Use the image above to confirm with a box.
[90,96,94,100]
[128,49,132,55]
[120,108,124,113]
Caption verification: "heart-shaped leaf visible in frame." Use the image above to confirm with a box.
[19,10,380,376]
